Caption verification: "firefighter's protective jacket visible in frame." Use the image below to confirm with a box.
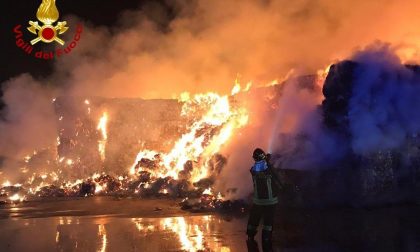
[250,160,282,205]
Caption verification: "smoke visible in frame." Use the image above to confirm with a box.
[267,44,420,167]
[217,44,420,199]
[46,0,419,99]
[349,44,420,154]
[0,75,56,157]
[215,73,327,198]
[0,74,57,179]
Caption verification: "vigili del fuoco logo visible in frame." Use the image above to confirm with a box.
[13,0,83,60]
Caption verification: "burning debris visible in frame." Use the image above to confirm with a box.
[130,92,248,181]
[0,183,26,204]
[0,88,250,210]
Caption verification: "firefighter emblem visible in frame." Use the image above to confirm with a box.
[27,0,68,45]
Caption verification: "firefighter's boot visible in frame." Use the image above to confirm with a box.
[261,229,273,252]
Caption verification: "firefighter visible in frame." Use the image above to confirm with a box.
[246,148,283,249]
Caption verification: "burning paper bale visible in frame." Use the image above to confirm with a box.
[0,84,250,210]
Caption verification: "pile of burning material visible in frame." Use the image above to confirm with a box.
[126,91,248,203]
[54,96,186,179]
[0,171,249,212]
[179,194,224,212]
[179,188,248,213]
[0,86,251,211]
[0,181,27,204]
[71,173,124,197]
[0,77,325,210]
[130,93,248,179]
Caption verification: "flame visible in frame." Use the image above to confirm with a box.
[216,192,223,200]
[85,99,91,114]
[316,64,331,88]
[266,79,279,86]
[244,81,253,92]
[97,112,108,161]
[202,188,212,195]
[231,76,241,95]
[231,76,252,95]
[4,85,247,202]
[95,183,106,194]
[2,180,11,187]
[36,0,59,25]
[179,92,191,102]
[231,83,241,95]
[9,194,25,202]
[131,89,248,182]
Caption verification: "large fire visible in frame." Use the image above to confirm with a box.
[130,91,248,183]
[0,65,333,205]
[0,84,249,205]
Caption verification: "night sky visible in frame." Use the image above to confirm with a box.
[0,0,171,84]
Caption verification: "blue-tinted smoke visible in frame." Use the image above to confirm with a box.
[349,44,420,154]
[269,44,420,171]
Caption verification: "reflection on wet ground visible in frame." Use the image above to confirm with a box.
[1,199,420,251]
[0,215,243,252]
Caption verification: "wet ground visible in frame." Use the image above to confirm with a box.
[1,197,420,251]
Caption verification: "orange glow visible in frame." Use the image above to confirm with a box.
[97,112,108,161]
[131,216,231,251]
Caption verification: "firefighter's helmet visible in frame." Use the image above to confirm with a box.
[252,148,266,161]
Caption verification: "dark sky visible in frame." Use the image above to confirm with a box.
[0,0,171,85]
